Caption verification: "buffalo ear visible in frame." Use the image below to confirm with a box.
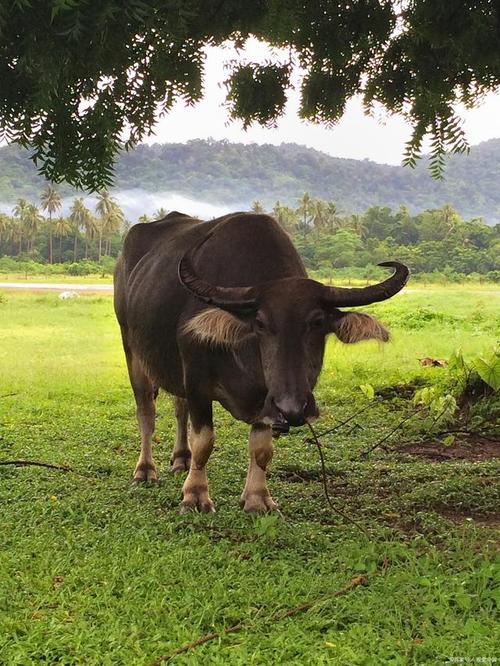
[182,307,254,347]
[329,310,389,343]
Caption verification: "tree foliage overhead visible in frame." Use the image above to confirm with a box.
[1,0,499,190]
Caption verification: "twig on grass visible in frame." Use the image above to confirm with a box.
[149,575,368,665]
[0,392,18,399]
[306,422,369,535]
[0,459,72,472]
[360,407,426,458]
[308,403,375,441]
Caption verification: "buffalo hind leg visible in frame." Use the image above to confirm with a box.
[240,424,278,513]
[125,348,158,483]
[181,399,215,513]
[171,397,191,473]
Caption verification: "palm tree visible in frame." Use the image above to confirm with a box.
[40,185,62,264]
[272,201,298,232]
[96,191,124,258]
[83,214,97,260]
[251,200,265,214]
[138,214,151,224]
[53,216,72,262]
[6,216,23,256]
[0,213,9,248]
[23,203,43,253]
[325,202,341,232]
[102,203,124,255]
[311,199,330,234]
[154,207,168,219]
[69,198,91,261]
[12,198,29,253]
[297,192,313,237]
[349,214,368,238]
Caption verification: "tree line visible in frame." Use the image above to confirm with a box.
[254,194,500,281]
[0,187,128,264]
[1,190,499,281]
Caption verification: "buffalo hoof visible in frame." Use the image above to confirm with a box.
[180,487,215,514]
[133,462,158,483]
[170,453,191,474]
[240,492,278,514]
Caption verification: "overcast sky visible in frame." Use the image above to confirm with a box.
[142,39,500,166]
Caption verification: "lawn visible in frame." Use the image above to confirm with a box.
[0,289,498,665]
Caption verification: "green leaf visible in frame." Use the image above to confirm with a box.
[442,435,455,447]
[448,348,465,372]
[359,384,375,400]
[474,357,500,391]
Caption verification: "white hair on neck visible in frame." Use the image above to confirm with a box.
[183,308,252,347]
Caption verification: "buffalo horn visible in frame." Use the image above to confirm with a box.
[321,261,410,307]
[178,237,258,313]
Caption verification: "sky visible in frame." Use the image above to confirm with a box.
[142,39,500,166]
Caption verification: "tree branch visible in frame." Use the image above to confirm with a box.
[149,575,368,665]
[0,459,72,471]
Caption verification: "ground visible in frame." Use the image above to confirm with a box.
[0,288,498,665]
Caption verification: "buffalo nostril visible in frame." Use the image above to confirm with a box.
[273,397,307,427]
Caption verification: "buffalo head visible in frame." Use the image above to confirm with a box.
[179,237,409,430]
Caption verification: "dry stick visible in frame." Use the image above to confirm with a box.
[360,407,426,458]
[306,421,368,535]
[0,392,18,399]
[149,575,368,665]
[364,404,454,458]
[309,403,375,441]
[0,459,72,471]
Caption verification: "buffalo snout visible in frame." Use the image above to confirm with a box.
[273,396,308,426]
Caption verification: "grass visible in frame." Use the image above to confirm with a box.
[1,271,499,291]
[0,273,114,284]
[0,288,499,665]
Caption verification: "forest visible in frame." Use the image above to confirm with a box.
[0,188,498,283]
[2,138,500,224]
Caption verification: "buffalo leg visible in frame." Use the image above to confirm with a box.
[240,424,278,513]
[170,397,191,473]
[181,399,215,513]
[124,346,158,483]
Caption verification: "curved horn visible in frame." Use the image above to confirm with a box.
[178,234,258,313]
[321,261,410,307]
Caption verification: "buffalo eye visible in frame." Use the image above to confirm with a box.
[254,316,266,333]
[308,312,326,331]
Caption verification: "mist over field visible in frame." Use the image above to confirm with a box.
[3,139,500,224]
[0,189,236,223]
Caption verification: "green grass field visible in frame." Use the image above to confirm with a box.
[0,289,499,665]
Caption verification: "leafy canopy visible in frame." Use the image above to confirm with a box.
[1,1,499,189]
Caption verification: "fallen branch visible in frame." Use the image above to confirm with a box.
[0,392,18,399]
[360,407,426,458]
[306,422,368,535]
[306,403,375,442]
[0,459,72,472]
[149,575,368,665]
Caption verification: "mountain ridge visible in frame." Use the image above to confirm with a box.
[1,138,499,223]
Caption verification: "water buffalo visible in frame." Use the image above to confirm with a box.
[114,211,408,513]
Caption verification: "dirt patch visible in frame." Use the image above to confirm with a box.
[276,468,322,483]
[400,435,500,461]
[376,379,427,400]
[437,509,500,528]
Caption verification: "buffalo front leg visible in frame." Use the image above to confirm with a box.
[180,398,215,513]
[170,397,191,473]
[180,425,215,513]
[125,350,159,483]
[240,424,278,513]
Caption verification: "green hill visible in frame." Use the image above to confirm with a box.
[1,138,500,223]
